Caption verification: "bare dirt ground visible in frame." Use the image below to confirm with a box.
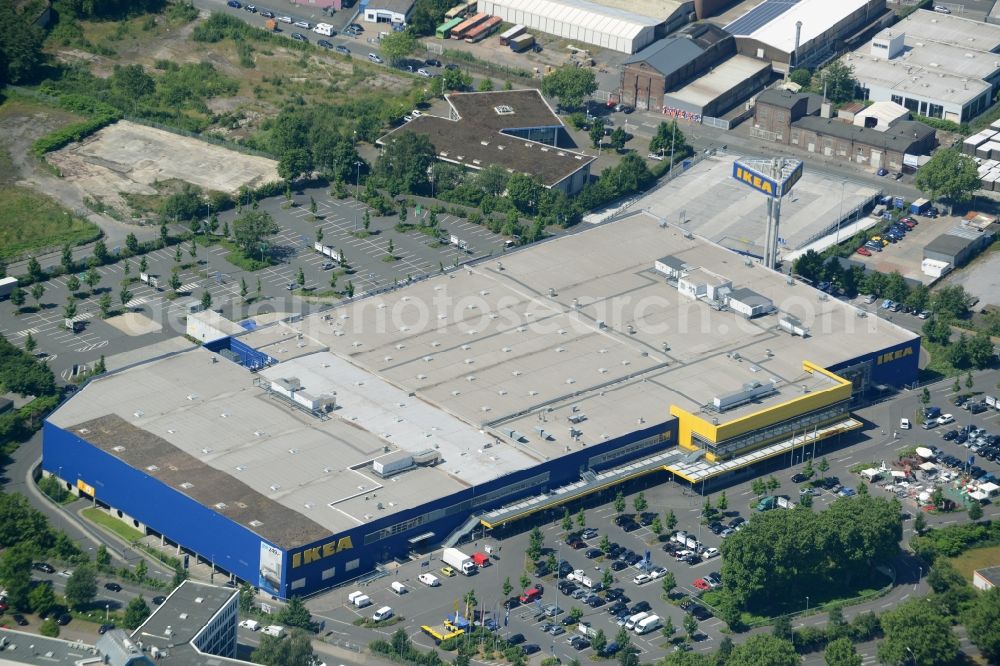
[0,99,153,249]
[47,120,280,218]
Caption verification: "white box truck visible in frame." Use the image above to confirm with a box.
[262,625,285,637]
[353,594,371,608]
[0,277,19,300]
[442,548,477,575]
[635,615,661,635]
[391,581,408,595]
[239,619,260,631]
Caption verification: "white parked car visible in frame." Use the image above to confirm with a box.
[649,567,668,580]
[702,547,720,559]
[417,68,432,77]
[403,115,413,122]
[277,15,292,23]
[900,418,911,430]
[937,413,955,425]
[411,109,422,117]
[933,5,951,13]
[294,20,312,28]
[632,573,651,585]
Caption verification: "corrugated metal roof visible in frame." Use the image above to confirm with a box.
[487,0,660,40]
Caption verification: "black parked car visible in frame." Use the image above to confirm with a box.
[587,595,605,608]
[605,588,625,601]
[608,601,628,616]
[522,644,540,655]
[33,562,55,574]
[559,581,577,595]
[621,521,640,533]
[790,473,809,483]
[104,582,122,592]
[12,614,28,626]
[504,597,521,609]
[152,595,167,605]
[690,605,712,621]
[708,521,724,534]
[507,633,525,645]
[942,430,958,441]
[318,39,333,48]
[425,58,442,67]
[585,548,602,559]
[57,613,72,626]
[611,560,627,571]
[630,601,651,614]
[98,623,115,634]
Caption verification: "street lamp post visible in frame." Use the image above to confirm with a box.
[805,596,809,612]
[355,161,364,198]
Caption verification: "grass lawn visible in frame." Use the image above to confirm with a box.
[0,143,100,261]
[948,544,1000,579]
[81,507,144,543]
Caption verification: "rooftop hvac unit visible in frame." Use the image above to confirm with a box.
[712,379,779,412]
[779,316,809,337]
[373,451,415,477]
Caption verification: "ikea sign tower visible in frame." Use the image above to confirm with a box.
[732,157,803,269]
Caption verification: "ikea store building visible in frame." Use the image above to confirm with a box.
[43,211,918,599]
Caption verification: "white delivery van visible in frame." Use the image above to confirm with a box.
[262,625,285,637]
[418,573,440,586]
[352,594,371,608]
[239,619,260,631]
[635,615,661,635]
[391,581,408,595]
[348,591,364,604]
[624,612,648,631]
[373,606,394,622]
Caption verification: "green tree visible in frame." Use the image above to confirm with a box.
[541,66,597,110]
[189,241,197,259]
[277,596,314,631]
[773,615,793,642]
[0,545,33,610]
[913,512,927,535]
[817,60,857,104]
[200,290,212,311]
[600,534,612,553]
[661,571,676,597]
[661,615,675,639]
[727,635,799,666]
[569,606,583,622]
[256,276,262,300]
[633,492,648,513]
[64,273,79,295]
[124,595,152,630]
[665,509,677,532]
[29,581,56,617]
[502,577,513,597]
[329,271,338,291]
[915,148,980,206]
[251,628,315,666]
[346,280,355,298]
[39,617,60,637]
[589,119,605,149]
[96,544,111,569]
[23,332,36,354]
[61,244,75,272]
[577,508,586,528]
[766,475,780,493]
[387,238,395,258]
[63,296,77,321]
[463,589,478,610]
[818,457,830,478]
[613,490,626,514]
[240,277,248,301]
[609,127,628,152]
[592,628,607,653]
[380,29,417,64]
[233,210,279,258]
[969,501,984,521]
[65,564,98,609]
[477,77,494,92]
[751,478,766,497]
[135,559,148,582]
[717,491,728,513]
[119,284,133,308]
[790,68,812,87]
[651,516,663,537]
[683,612,698,639]
[0,0,45,85]
[823,637,861,666]
[602,568,614,589]
[930,284,969,320]
[969,332,996,369]
[963,587,1000,663]
[376,131,436,193]
[648,120,689,158]
[527,526,544,561]
[561,508,573,533]
[519,572,531,592]
[920,387,931,405]
[99,292,112,318]
[84,266,101,293]
[174,245,183,264]
[876,599,959,666]
[363,210,371,233]
[506,173,543,214]
[239,583,254,613]
[30,282,45,308]
[10,286,25,311]
[169,272,182,293]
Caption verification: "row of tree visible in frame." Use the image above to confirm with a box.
[720,495,902,614]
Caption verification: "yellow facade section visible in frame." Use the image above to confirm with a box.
[669,361,853,460]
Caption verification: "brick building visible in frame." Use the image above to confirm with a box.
[752,89,935,172]
[620,23,734,110]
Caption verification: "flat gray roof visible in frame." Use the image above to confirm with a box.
[666,55,769,108]
[873,29,1000,82]
[895,9,1000,53]
[134,580,237,648]
[845,51,991,106]
[52,211,917,535]
[0,629,102,664]
[924,232,978,256]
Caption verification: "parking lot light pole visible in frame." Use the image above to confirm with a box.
[805,596,809,612]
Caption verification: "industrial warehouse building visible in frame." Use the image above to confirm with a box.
[923,219,998,270]
[43,211,919,599]
[377,90,594,195]
[751,89,935,172]
[475,0,693,54]
[725,0,887,72]
[845,10,1000,123]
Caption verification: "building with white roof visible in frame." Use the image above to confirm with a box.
[725,0,886,71]
[43,211,919,600]
[475,0,694,53]
[846,9,1000,122]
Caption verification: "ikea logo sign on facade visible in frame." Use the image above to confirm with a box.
[876,346,914,366]
[291,536,354,568]
[732,164,779,197]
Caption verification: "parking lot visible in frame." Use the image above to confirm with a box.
[295,369,1000,662]
[850,208,962,285]
[0,185,511,383]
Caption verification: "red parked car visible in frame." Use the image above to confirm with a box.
[693,578,711,591]
[856,246,872,256]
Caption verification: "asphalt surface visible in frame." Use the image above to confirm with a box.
[295,369,1000,663]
